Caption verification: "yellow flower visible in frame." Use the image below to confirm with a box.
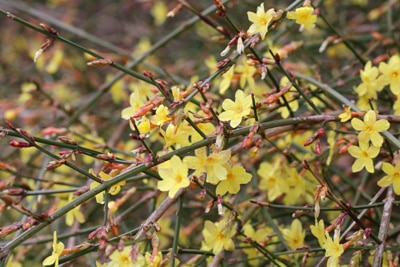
[257,160,286,201]
[242,224,275,265]
[108,246,144,267]
[215,164,252,195]
[121,92,146,120]
[144,251,162,267]
[202,220,235,254]
[160,123,190,147]
[157,155,190,198]
[235,57,256,89]
[338,106,352,122]
[282,164,308,205]
[393,98,400,116]
[323,228,344,267]
[151,104,172,126]
[218,89,252,128]
[286,6,317,29]
[378,162,400,195]
[282,219,305,250]
[5,254,22,267]
[379,55,400,94]
[89,169,126,204]
[351,110,390,147]
[43,231,65,267]
[354,61,385,99]
[247,3,277,40]
[219,66,235,94]
[65,193,85,226]
[151,0,168,26]
[310,219,326,247]
[348,141,380,173]
[183,148,231,184]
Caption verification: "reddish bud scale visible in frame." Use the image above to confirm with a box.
[39,23,58,35]
[213,0,226,16]
[17,128,35,142]
[0,222,23,237]
[88,227,103,240]
[303,136,316,147]
[61,243,94,256]
[97,153,115,161]
[74,186,89,196]
[189,180,198,190]
[317,128,325,137]
[22,217,39,231]
[3,188,26,195]
[0,161,17,173]
[315,140,321,154]
[142,71,153,79]
[9,140,33,148]
[110,223,119,237]
[5,120,16,130]
[216,58,231,69]
[129,133,142,140]
[339,143,352,154]
[45,159,67,170]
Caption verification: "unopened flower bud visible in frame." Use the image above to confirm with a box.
[45,159,67,170]
[9,140,33,148]
[58,136,77,145]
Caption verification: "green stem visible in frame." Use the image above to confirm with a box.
[170,196,182,267]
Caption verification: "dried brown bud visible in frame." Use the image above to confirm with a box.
[39,23,58,35]
[0,222,23,237]
[214,0,226,16]
[58,136,78,145]
[167,3,183,17]
[87,58,113,67]
[97,153,116,161]
[216,58,231,70]
[45,159,67,170]
[3,188,26,196]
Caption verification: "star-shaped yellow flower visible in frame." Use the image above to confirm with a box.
[215,164,252,195]
[378,162,400,195]
[157,155,190,198]
[351,110,390,147]
[323,229,344,267]
[282,219,305,250]
[247,3,277,40]
[218,89,252,128]
[379,55,400,94]
[287,6,317,29]
[202,220,235,254]
[43,231,65,267]
[348,141,380,173]
[338,106,352,122]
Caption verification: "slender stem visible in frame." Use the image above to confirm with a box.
[373,186,394,266]
[170,196,182,267]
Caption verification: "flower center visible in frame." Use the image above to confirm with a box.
[175,174,183,183]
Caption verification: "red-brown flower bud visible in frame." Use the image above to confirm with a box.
[9,140,33,148]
